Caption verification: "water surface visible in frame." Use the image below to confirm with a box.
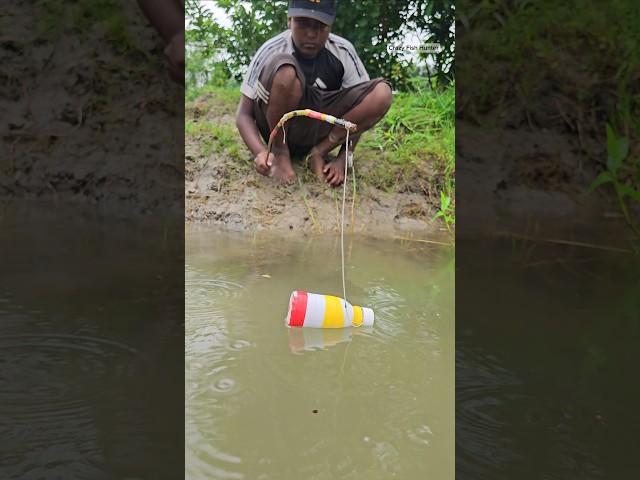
[0,205,183,479]
[185,228,455,479]
[456,238,640,479]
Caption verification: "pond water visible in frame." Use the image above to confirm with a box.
[185,227,455,479]
[456,238,640,479]
[0,206,184,479]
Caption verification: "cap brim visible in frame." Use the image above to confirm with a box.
[288,8,334,26]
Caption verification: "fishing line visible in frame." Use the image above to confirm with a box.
[340,128,349,303]
[266,109,357,305]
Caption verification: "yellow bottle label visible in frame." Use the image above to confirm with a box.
[322,295,346,328]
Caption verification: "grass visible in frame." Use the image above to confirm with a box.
[186,77,455,228]
[458,0,640,125]
[186,84,242,105]
[589,123,640,238]
[35,0,151,58]
[185,120,243,160]
[359,79,455,227]
[459,0,639,240]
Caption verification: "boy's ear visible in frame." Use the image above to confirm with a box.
[287,17,291,28]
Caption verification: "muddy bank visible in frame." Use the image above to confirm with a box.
[185,156,446,238]
[457,121,607,232]
[186,173,443,238]
[185,95,449,240]
[1,0,184,217]
[455,118,640,251]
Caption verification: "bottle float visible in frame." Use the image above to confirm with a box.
[285,290,374,328]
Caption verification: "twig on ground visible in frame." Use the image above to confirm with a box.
[393,236,451,246]
[498,231,633,253]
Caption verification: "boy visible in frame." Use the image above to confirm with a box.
[236,0,392,186]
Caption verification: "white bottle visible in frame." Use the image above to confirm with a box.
[285,290,375,328]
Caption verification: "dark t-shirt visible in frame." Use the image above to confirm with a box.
[292,42,343,91]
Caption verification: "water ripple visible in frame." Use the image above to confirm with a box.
[0,333,143,478]
[364,283,408,339]
[456,342,604,479]
[229,339,251,351]
[212,378,236,393]
[185,271,246,326]
[186,417,245,480]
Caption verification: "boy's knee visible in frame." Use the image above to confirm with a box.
[372,82,392,114]
[272,65,302,94]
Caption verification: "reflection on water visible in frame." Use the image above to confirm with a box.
[456,239,640,479]
[287,327,360,353]
[185,228,455,479]
[0,206,183,479]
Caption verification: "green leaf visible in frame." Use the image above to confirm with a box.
[440,191,450,210]
[619,137,629,163]
[606,124,617,172]
[618,184,640,202]
[606,123,628,175]
[588,171,614,192]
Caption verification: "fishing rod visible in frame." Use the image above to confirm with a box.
[265,109,357,157]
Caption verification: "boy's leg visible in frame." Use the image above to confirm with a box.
[309,81,393,186]
[265,66,302,130]
[253,53,306,183]
[265,66,302,183]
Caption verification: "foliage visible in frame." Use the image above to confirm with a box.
[434,190,454,232]
[332,0,455,89]
[589,124,640,238]
[185,0,234,89]
[186,0,455,91]
[36,0,146,56]
[360,79,455,226]
[419,0,455,86]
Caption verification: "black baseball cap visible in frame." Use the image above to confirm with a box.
[288,0,337,26]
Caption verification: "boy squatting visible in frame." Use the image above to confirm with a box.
[236,0,392,187]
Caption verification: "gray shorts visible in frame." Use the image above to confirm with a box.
[253,52,390,156]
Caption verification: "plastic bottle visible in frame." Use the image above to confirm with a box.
[285,290,374,328]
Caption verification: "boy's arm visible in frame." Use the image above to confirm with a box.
[339,41,370,89]
[235,95,266,157]
[236,94,273,175]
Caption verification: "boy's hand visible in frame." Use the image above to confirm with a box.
[323,163,344,187]
[254,151,274,176]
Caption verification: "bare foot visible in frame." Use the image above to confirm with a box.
[323,148,347,187]
[270,145,296,184]
[309,150,326,182]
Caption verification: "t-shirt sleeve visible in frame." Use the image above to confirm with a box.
[340,41,370,88]
[240,35,288,99]
[240,51,260,100]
